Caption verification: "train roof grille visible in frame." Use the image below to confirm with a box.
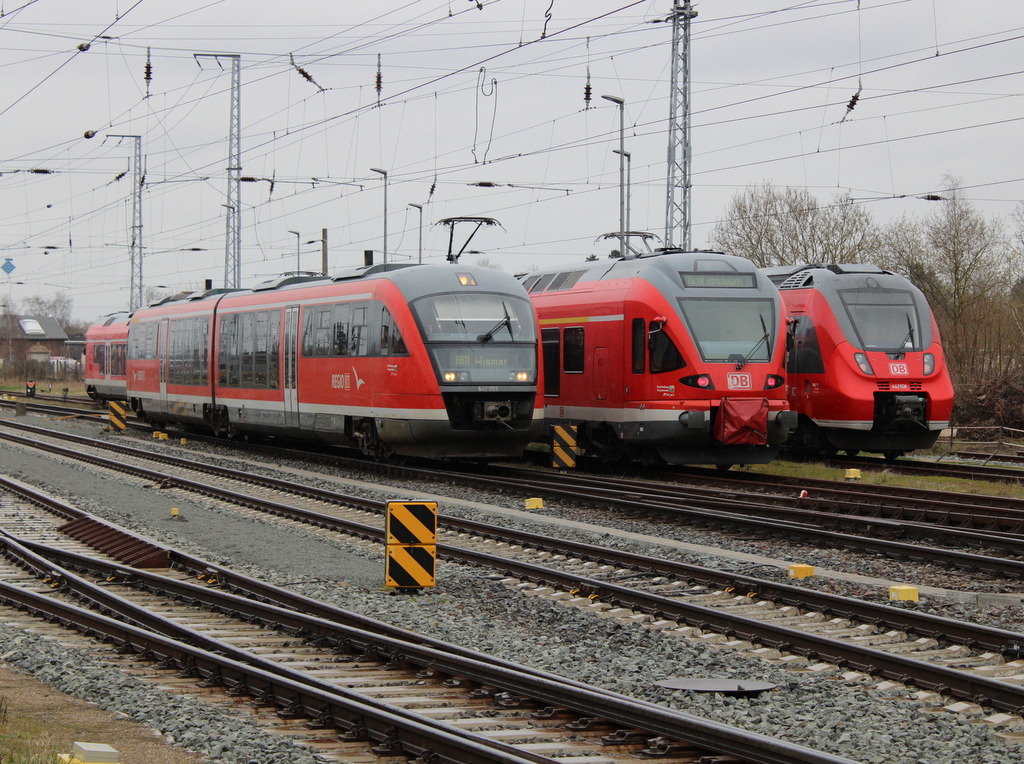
[777,271,816,289]
[331,262,417,281]
[252,274,325,291]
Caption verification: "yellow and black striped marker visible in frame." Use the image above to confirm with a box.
[550,424,578,469]
[108,401,128,433]
[385,500,437,589]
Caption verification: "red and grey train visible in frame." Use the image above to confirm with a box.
[763,263,954,460]
[84,312,130,401]
[85,263,543,460]
[522,250,797,466]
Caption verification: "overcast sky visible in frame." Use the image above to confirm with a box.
[2,0,1023,322]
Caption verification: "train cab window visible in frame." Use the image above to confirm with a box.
[790,315,825,374]
[631,319,645,374]
[541,328,560,396]
[379,307,409,357]
[563,327,585,373]
[649,324,685,373]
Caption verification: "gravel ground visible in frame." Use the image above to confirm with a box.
[1,411,1023,764]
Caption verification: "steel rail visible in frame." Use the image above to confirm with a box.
[0,526,857,764]
[5,422,1024,711]
[2,422,1022,579]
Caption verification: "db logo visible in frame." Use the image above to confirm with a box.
[727,372,752,390]
[889,363,909,375]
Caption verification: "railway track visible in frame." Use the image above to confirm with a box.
[3,417,1024,724]
[4,414,1024,576]
[0,472,854,764]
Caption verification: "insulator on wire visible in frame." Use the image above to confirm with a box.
[144,47,152,99]
[375,53,383,103]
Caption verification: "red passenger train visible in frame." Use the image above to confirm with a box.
[86,263,544,460]
[84,312,130,401]
[764,263,954,460]
[523,250,796,466]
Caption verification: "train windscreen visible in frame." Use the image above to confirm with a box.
[838,288,921,352]
[411,294,536,343]
[677,298,776,364]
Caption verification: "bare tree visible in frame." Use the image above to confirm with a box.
[709,181,880,266]
[22,292,72,325]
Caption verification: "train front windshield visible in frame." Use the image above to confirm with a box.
[838,288,921,352]
[411,293,538,384]
[677,298,777,364]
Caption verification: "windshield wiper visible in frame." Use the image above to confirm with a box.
[736,315,770,370]
[894,312,915,352]
[478,304,512,343]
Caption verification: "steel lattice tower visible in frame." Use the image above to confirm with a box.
[196,53,242,289]
[665,1,697,250]
[109,135,143,311]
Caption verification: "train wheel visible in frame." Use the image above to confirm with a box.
[716,463,733,472]
[844,449,860,457]
[883,450,904,462]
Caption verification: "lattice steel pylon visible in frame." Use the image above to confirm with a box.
[195,53,242,289]
[108,135,143,312]
[664,1,697,251]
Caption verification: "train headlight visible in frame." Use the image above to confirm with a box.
[680,374,714,390]
[510,371,530,382]
[443,372,457,382]
[764,374,785,389]
[923,352,935,375]
[853,352,874,375]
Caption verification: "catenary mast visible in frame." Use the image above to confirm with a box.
[665,1,697,251]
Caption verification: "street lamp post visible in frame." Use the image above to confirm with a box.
[409,203,423,264]
[602,95,626,259]
[613,149,632,247]
[370,168,389,265]
[288,230,300,273]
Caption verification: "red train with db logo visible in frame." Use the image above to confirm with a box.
[84,263,543,460]
[764,263,954,460]
[522,250,796,466]
[84,312,130,401]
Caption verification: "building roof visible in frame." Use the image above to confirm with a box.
[11,315,68,341]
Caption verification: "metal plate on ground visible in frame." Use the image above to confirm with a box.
[654,679,777,697]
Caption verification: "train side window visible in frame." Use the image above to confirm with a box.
[301,308,315,356]
[219,314,239,386]
[314,307,332,357]
[96,344,106,375]
[333,303,351,356]
[350,305,369,357]
[649,324,686,373]
[541,328,560,396]
[240,312,256,387]
[268,312,281,388]
[631,319,645,374]
[254,311,270,386]
[564,327,585,373]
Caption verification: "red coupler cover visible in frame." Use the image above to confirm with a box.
[714,397,769,445]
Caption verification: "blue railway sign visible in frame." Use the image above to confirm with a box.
[2,259,14,275]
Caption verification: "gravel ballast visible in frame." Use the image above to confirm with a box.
[0,412,1022,764]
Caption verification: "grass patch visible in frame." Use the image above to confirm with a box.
[0,696,64,763]
[745,457,1024,501]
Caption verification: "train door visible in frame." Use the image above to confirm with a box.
[593,347,608,400]
[283,306,299,428]
[158,317,169,413]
